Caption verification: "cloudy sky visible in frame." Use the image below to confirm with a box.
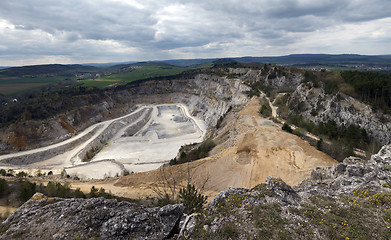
[0,0,390,66]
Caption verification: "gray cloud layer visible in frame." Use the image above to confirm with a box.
[0,0,390,65]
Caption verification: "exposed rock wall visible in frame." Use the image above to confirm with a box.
[1,126,101,165]
[0,100,117,154]
[238,67,303,89]
[300,144,391,195]
[290,82,391,145]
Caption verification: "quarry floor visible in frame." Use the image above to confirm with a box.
[0,104,206,179]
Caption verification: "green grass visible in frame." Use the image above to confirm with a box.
[78,64,187,88]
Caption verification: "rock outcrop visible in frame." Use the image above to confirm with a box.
[236,67,303,89]
[0,194,184,240]
[289,82,391,145]
[298,144,391,196]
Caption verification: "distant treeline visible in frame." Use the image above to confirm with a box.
[341,71,391,111]
[0,64,98,77]
[300,70,391,112]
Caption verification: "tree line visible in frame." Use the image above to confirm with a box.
[341,71,391,112]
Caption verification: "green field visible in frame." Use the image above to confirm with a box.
[78,64,187,88]
[0,76,70,97]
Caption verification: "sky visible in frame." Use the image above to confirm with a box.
[0,0,390,66]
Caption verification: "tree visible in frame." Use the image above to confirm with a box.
[178,184,208,214]
[0,179,9,197]
[151,166,209,212]
[151,168,178,206]
[282,123,293,133]
[89,186,98,197]
[317,138,323,151]
[74,188,86,198]
[46,181,57,196]
[260,102,272,117]
[16,171,28,178]
[20,180,36,202]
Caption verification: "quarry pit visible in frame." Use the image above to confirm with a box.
[0,104,206,179]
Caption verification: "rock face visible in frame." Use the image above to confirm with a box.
[0,194,184,240]
[299,144,391,195]
[0,65,303,154]
[289,82,391,145]
[236,67,303,89]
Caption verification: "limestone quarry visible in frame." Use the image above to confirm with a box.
[0,66,379,194]
[2,65,391,239]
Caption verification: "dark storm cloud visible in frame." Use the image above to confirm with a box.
[0,0,390,65]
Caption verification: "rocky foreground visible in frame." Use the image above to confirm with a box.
[2,145,391,239]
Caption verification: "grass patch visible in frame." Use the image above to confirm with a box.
[288,194,391,240]
[253,203,290,239]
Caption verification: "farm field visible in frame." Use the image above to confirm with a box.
[0,76,70,97]
[78,64,187,88]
